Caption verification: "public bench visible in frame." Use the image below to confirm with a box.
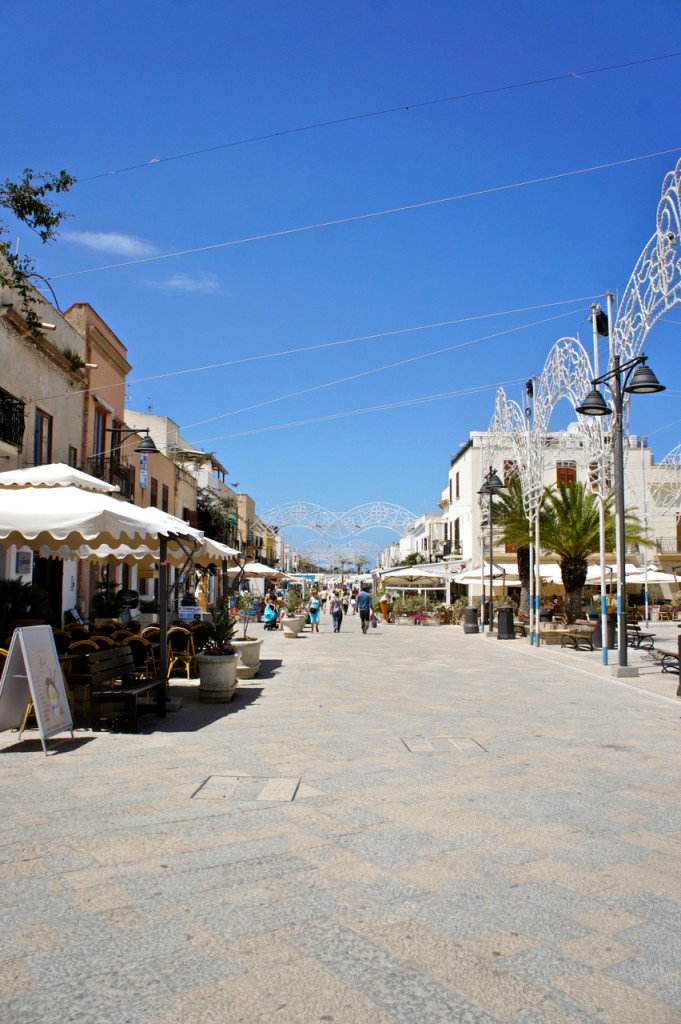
[69,646,166,732]
[627,624,656,650]
[658,648,680,675]
[540,622,596,650]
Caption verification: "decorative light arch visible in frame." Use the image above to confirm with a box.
[262,501,418,540]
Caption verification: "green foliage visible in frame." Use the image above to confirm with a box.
[195,486,238,543]
[91,582,122,618]
[204,604,238,654]
[138,598,159,613]
[448,593,471,622]
[284,589,302,613]
[354,556,370,573]
[235,590,257,640]
[1,168,75,329]
[402,552,426,567]
[62,346,85,370]
[0,578,52,629]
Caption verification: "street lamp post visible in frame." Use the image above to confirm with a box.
[577,354,665,673]
[478,466,505,634]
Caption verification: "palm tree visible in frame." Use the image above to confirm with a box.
[354,556,370,574]
[492,476,532,615]
[539,481,650,623]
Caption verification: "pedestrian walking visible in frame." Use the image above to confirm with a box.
[341,591,349,615]
[308,590,321,633]
[329,590,343,633]
[356,585,374,634]
[351,588,358,615]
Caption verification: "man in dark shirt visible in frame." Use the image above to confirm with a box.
[356,586,374,635]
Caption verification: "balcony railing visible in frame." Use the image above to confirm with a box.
[0,387,26,451]
[87,456,133,499]
[655,537,681,554]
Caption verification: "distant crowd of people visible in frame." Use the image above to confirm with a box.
[260,584,377,635]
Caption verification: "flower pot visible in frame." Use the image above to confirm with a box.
[136,612,159,626]
[196,652,240,702]
[232,638,263,679]
[282,616,301,638]
[650,606,660,622]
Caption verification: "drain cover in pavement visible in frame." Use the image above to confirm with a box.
[401,736,487,754]
[191,775,301,801]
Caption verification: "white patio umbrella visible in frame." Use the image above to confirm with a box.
[226,561,282,578]
[626,569,677,584]
[379,565,448,587]
[0,463,204,679]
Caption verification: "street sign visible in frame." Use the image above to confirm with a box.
[0,626,73,754]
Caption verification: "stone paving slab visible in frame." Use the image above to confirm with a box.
[1,614,681,1022]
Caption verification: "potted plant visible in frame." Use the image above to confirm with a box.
[282,589,303,638]
[196,605,241,702]
[0,578,52,631]
[232,591,263,678]
[91,581,123,625]
[137,598,160,626]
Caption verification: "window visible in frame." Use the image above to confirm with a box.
[150,477,158,508]
[556,461,577,485]
[67,445,78,467]
[121,563,131,590]
[161,484,169,513]
[455,472,460,499]
[454,518,460,551]
[93,407,107,472]
[128,465,135,503]
[34,409,52,465]
[449,479,452,504]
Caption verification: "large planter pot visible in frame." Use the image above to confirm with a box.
[282,616,302,638]
[196,652,240,702]
[232,638,263,679]
[650,606,660,622]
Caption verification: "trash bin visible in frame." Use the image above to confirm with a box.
[497,606,515,640]
[539,608,553,623]
[591,612,617,650]
[463,606,479,634]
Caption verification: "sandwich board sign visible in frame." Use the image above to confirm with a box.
[0,626,73,755]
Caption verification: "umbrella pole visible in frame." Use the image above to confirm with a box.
[159,537,168,684]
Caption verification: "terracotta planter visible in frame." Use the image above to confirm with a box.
[232,638,263,679]
[196,652,240,702]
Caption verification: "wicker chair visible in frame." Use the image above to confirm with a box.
[167,627,196,679]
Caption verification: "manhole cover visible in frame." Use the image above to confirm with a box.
[401,736,487,754]
[192,775,301,801]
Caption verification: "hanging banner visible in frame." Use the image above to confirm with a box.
[0,626,73,755]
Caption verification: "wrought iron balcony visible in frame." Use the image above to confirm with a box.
[86,456,133,499]
[0,387,26,451]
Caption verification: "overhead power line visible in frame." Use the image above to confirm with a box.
[32,291,601,406]
[186,378,527,445]
[50,145,681,281]
[179,306,586,432]
[76,52,681,183]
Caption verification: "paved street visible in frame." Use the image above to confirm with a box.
[2,616,681,1023]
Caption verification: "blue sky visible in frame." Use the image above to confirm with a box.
[4,0,681,555]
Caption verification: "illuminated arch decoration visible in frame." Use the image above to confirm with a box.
[262,501,418,540]
[649,441,681,514]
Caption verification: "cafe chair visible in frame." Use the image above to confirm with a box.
[167,627,196,679]
[52,629,72,655]
[125,636,157,679]
[90,635,116,650]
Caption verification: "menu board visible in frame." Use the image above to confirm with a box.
[0,626,73,754]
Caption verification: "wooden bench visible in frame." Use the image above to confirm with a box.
[560,629,595,652]
[627,625,656,650]
[69,646,166,732]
